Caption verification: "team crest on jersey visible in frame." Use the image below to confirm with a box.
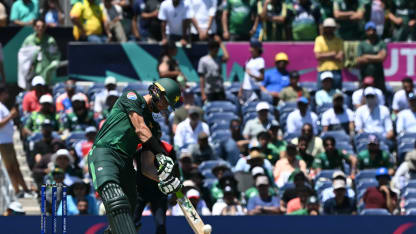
[127,92,137,100]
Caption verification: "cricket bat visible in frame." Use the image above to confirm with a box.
[176,190,212,234]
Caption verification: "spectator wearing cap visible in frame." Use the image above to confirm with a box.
[23,94,62,136]
[198,38,229,102]
[279,71,310,103]
[247,175,280,215]
[397,93,416,133]
[314,17,343,90]
[20,19,61,84]
[239,40,265,102]
[393,77,416,114]
[158,0,193,46]
[218,119,248,166]
[354,87,393,139]
[321,170,355,203]
[22,76,48,113]
[392,148,416,191]
[352,76,385,109]
[172,188,211,215]
[221,0,259,41]
[245,166,276,201]
[234,140,274,175]
[258,0,289,41]
[281,171,314,213]
[286,97,318,135]
[356,22,387,91]
[212,185,245,215]
[56,80,89,113]
[174,106,210,151]
[10,0,38,26]
[312,136,357,177]
[288,0,321,41]
[188,132,218,165]
[257,131,281,165]
[291,123,324,158]
[273,143,307,188]
[357,135,393,174]
[58,181,98,215]
[333,0,365,41]
[363,167,398,214]
[46,149,83,186]
[74,126,97,166]
[323,179,356,215]
[314,71,342,107]
[260,52,290,103]
[63,93,96,132]
[93,76,117,116]
[321,93,355,135]
[3,201,25,216]
[243,102,278,140]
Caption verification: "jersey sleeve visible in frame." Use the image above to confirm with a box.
[119,91,144,116]
[70,2,83,18]
[158,2,167,20]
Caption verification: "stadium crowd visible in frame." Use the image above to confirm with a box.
[1,0,416,219]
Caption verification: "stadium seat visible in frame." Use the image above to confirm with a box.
[406,208,416,215]
[405,199,416,210]
[210,122,230,133]
[336,142,355,155]
[397,133,416,145]
[299,82,317,93]
[53,83,66,96]
[226,82,241,94]
[342,82,358,94]
[211,130,232,143]
[87,83,105,100]
[316,103,332,116]
[316,181,333,200]
[406,180,416,190]
[242,101,260,115]
[206,112,239,126]
[203,101,237,115]
[315,170,336,183]
[355,169,378,183]
[201,169,216,179]
[360,208,391,215]
[278,102,297,114]
[321,130,350,143]
[65,132,87,147]
[198,160,231,174]
[398,142,415,163]
[283,132,300,142]
[404,189,416,200]
[203,178,218,189]
[356,179,378,200]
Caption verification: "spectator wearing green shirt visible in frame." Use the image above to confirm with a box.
[316,0,334,33]
[287,0,321,41]
[222,0,259,41]
[63,93,96,132]
[357,134,394,175]
[312,136,357,178]
[245,166,277,201]
[259,0,289,41]
[297,135,314,168]
[257,131,281,165]
[333,0,365,41]
[10,0,39,26]
[391,1,416,41]
[356,22,387,91]
[267,122,287,162]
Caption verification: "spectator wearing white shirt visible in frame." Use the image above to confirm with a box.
[315,71,341,107]
[243,102,277,140]
[286,97,319,135]
[189,0,217,41]
[396,92,416,134]
[352,76,384,109]
[93,76,117,117]
[239,39,265,102]
[174,106,210,151]
[392,77,415,115]
[158,0,193,46]
[354,87,393,139]
[321,93,355,135]
[391,149,416,192]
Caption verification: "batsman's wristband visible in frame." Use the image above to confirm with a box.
[142,136,165,155]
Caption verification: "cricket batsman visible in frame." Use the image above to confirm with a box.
[88,78,183,234]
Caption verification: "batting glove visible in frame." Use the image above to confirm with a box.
[158,177,182,195]
[156,154,175,181]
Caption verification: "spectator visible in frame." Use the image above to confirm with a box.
[101,0,127,42]
[257,131,280,165]
[352,76,384,109]
[259,0,289,41]
[222,0,258,41]
[291,123,324,158]
[392,1,416,42]
[279,71,310,103]
[245,166,276,201]
[132,0,162,42]
[101,90,119,117]
[212,185,245,215]
[312,136,357,177]
[42,0,64,27]
[320,170,355,202]
[172,92,203,134]
[321,93,355,135]
[58,181,98,215]
[21,19,61,85]
[63,93,96,132]
[239,39,264,102]
[392,149,416,191]
[10,0,38,26]
[333,0,365,41]
[243,102,278,140]
[286,186,310,214]
[315,0,333,31]
[363,167,398,214]
[286,97,318,135]
[74,126,97,166]
[314,71,341,107]
[273,143,307,188]
[22,76,47,114]
[172,188,211,215]
[210,170,238,204]
[158,0,192,45]
[280,171,314,213]
[189,0,218,41]
[23,94,62,136]
[174,106,210,151]
[70,0,112,43]
[247,175,280,215]
[218,119,247,166]
[0,1,7,27]
[93,77,117,115]
[198,37,229,102]
[260,52,290,103]
[289,195,320,215]
[357,135,393,174]
[323,179,356,215]
[0,84,32,197]
[47,149,83,186]
[393,77,416,114]
[3,201,25,216]
[368,0,402,38]
[158,41,183,81]
[56,80,89,113]
[188,132,217,164]
[267,122,286,161]
[288,0,320,41]
[356,22,387,91]
[234,141,274,175]
[314,18,343,90]
[178,152,194,181]
[355,87,393,139]
[296,136,314,168]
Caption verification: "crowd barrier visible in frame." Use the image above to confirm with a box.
[0,215,416,234]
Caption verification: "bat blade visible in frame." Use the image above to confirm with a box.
[176,191,208,234]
